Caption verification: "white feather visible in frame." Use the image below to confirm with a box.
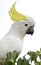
[0,33,23,58]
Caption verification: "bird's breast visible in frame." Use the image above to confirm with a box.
[0,34,23,59]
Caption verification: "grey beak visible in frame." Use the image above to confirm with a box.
[26,27,34,35]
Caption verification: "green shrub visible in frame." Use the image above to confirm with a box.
[0,49,41,65]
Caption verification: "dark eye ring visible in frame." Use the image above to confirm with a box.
[25,24,28,26]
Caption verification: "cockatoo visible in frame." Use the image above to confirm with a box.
[0,2,35,59]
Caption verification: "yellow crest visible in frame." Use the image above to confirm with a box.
[9,2,26,22]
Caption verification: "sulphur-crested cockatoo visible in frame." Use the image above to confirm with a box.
[0,2,35,59]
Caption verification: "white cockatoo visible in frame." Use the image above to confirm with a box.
[0,2,35,59]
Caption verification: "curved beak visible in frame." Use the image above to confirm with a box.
[26,27,34,35]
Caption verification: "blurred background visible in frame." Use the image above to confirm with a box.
[0,0,41,55]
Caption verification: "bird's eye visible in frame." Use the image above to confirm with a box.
[25,24,28,26]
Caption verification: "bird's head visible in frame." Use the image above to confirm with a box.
[10,17,35,38]
[9,2,35,38]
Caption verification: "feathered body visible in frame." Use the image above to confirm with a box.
[0,33,22,58]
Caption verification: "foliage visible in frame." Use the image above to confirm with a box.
[0,49,41,65]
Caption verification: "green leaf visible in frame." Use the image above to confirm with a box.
[33,51,40,61]
[28,51,35,57]
[40,62,41,65]
[40,48,41,53]
[6,52,12,60]
[35,62,41,65]
[4,61,14,65]
[12,50,19,62]
[39,54,41,60]
[4,51,19,65]
[28,51,35,62]
[22,58,30,65]
[35,62,40,65]
[17,58,23,65]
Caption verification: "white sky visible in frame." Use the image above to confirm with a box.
[0,0,41,55]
